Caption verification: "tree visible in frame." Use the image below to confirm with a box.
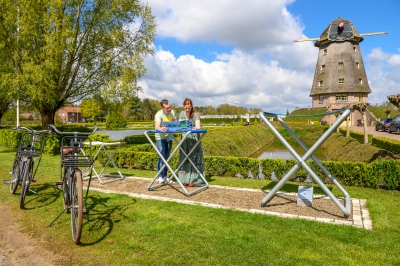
[140,98,157,121]
[106,111,127,129]
[0,85,12,122]
[0,0,156,128]
[351,102,371,144]
[79,98,101,122]
[127,96,142,120]
[0,36,13,122]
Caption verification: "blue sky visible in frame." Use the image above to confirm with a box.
[138,0,400,113]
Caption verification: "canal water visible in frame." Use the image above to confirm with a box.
[251,139,330,161]
[97,130,146,140]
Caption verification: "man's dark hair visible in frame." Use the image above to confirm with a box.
[160,99,169,107]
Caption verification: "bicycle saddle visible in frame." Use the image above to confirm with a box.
[61,147,81,155]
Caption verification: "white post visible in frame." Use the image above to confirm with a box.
[16,100,20,127]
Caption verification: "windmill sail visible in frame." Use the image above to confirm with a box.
[294,31,388,42]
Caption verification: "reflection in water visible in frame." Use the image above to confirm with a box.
[251,139,330,161]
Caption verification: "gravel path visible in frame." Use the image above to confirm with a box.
[88,176,353,222]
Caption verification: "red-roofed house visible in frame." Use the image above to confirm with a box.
[21,113,34,120]
[57,107,82,124]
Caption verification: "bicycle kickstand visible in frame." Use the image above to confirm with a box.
[28,188,40,195]
[47,208,67,227]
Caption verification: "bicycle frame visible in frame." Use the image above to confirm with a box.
[10,127,51,208]
[46,124,97,244]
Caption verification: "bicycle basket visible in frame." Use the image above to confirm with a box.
[61,136,93,168]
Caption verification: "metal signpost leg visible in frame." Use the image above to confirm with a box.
[279,118,351,212]
[259,110,351,216]
[145,131,183,190]
[146,130,209,196]
[94,143,124,184]
[83,142,125,184]
[172,131,209,196]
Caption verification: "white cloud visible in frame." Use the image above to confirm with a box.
[139,47,314,112]
[365,48,400,104]
[388,54,400,66]
[148,0,302,51]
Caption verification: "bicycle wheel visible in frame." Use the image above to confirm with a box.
[70,170,83,244]
[10,157,21,194]
[20,158,32,209]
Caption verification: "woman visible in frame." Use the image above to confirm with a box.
[178,98,205,186]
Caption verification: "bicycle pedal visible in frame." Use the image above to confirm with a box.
[53,180,63,186]
[31,179,37,183]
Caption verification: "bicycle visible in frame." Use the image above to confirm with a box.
[46,124,97,244]
[9,126,51,209]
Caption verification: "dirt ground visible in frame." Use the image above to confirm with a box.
[0,177,353,265]
[0,205,63,266]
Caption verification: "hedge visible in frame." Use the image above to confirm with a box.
[96,150,400,190]
[0,127,110,155]
[371,136,400,155]
[339,128,400,154]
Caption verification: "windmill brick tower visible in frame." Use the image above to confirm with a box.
[295,17,388,125]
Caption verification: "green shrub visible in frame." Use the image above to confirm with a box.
[124,134,155,144]
[372,136,400,154]
[0,129,20,148]
[349,130,373,143]
[125,144,154,152]
[90,134,110,142]
[106,112,127,129]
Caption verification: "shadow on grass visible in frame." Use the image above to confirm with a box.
[0,148,17,154]
[16,183,62,210]
[206,175,216,183]
[78,194,137,246]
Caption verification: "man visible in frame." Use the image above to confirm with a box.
[154,99,175,184]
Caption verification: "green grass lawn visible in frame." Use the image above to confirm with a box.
[0,147,400,265]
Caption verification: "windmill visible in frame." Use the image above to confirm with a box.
[294,17,388,125]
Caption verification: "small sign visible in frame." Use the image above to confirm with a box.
[297,186,313,207]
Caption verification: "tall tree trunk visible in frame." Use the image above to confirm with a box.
[363,112,368,144]
[335,114,340,133]
[40,109,56,129]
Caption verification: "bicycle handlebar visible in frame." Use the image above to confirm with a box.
[13,126,53,135]
[47,124,98,136]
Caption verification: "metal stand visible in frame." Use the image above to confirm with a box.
[145,129,209,196]
[259,109,351,217]
[83,141,125,184]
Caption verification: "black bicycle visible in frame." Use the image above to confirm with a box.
[47,124,97,244]
[9,126,51,209]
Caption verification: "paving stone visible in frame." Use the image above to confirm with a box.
[298,215,316,220]
[363,220,373,230]
[281,213,298,218]
[315,217,334,223]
